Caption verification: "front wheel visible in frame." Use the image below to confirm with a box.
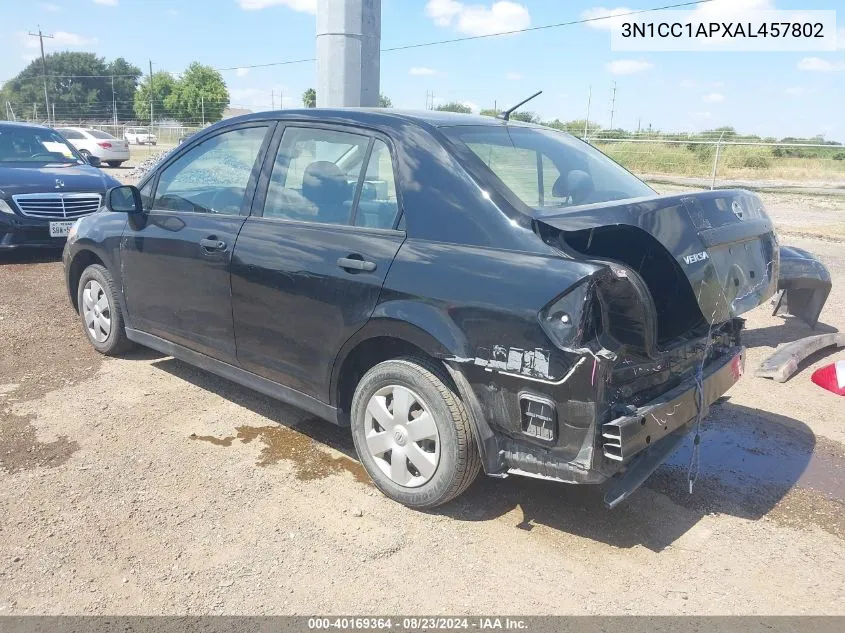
[350,357,481,509]
[77,264,134,356]
[106,161,124,168]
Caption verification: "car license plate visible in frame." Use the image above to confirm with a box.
[49,221,75,237]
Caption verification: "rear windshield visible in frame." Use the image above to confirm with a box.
[443,125,653,210]
[88,129,116,139]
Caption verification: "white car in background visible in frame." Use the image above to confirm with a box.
[57,127,131,168]
[124,127,157,146]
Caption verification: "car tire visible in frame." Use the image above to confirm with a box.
[79,149,95,164]
[106,161,123,168]
[77,264,134,356]
[350,356,481,509]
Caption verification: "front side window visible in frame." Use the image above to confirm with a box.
[444,126,654,210]
[263,127,370,225]
[152,126,268,215]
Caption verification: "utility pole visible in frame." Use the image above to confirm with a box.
[28,27,54,126]
[201,96,205,125]
[609,81,617,130]
[111,75,117,127]
[148,60,154,128]
[271,89,275,110]
[584,85,592,139]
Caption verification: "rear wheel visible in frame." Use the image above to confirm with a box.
[77,264,134,356]
[106,161,123,168]
[350,357,481,509]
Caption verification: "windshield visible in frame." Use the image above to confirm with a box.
[444,125,654,210]
[0,127,82,164]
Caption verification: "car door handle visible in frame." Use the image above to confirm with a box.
[337,256,376,272]
[200,238,226,251]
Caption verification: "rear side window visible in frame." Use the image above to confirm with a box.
[263,127,370,225]
[445,126,653,209]
[59,129,84,140]
[88,129,116,139]
[354,139,399,229]
[152,126,268,215]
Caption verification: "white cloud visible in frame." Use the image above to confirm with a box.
[237,0,316,13]
[22,30,97,49]
[605,59,653,74]
[506,71,522,80]
[785,86,805,96]
[694,112,713,119]
[425,0,530,37]
[581,7,632,31]
[679,79,697,89]
[797,57,845,72]
[93,0,118,5]
[462,100,480,113]
[838,28,845,50]
[409,66,437,76]
[236,67,250,77]
[703,92,725,103]
[40,2,61,11]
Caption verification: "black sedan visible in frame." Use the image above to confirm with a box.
[61,109,823,509]
[0,122,120,250]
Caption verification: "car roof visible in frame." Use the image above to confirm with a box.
[0,121,55,132]
[220,108,541,131]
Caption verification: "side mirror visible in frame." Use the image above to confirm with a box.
[106,185,144,215]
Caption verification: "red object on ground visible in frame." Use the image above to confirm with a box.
[811,360,845,396]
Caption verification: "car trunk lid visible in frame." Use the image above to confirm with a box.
[537,189,779,330]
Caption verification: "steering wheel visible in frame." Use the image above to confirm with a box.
[209,188,244,215]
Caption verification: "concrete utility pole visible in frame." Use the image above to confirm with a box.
[609,81,617,130]
[148,60,154,126]
[316,0,381,107]
[28,27,54,126]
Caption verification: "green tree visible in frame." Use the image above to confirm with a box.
[302,88,316,108]
[133,71,176,122]
[165,63,229,124]
[377,93,392,108]
[105,58,142,121]
[434,101,471,114]
[0,52,140,122]
[508,111,537,123]
[480,108,500,117]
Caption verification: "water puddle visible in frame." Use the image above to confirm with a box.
[190,424,370,485]
[652,402,845,537]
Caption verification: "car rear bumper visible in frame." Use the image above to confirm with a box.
[447,341,745,505]
[95,149,130,161]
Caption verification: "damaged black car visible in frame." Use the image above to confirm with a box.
[62,109,829,509]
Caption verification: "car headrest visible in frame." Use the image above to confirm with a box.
[302,161,349,206]
[552,169,594,203]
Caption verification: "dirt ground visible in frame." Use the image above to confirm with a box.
[0,185,844,615]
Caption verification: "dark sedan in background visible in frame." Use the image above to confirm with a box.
[0,122,120,250]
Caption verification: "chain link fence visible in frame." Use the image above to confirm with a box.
[587,136,845,192]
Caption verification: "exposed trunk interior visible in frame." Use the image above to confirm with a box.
[561,225,706,346]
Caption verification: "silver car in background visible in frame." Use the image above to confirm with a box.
[57,127,130,167]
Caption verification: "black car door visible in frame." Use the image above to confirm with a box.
[231,123,405,400]
[121,123,273,364]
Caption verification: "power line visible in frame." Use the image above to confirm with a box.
[215,0,713,71]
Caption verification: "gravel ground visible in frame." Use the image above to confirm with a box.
[0,188,843,615]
